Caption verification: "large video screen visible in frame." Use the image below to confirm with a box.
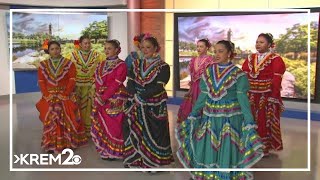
[11,12,108,70]
[176,12,319,99]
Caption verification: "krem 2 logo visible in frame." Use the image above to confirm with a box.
[14,149,82,165]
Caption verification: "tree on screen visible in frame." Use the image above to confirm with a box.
[276,22,318,59]
[81,20,108,43]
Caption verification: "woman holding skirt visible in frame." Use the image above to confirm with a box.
[123,35,174,169]
[176,40,264,180]
[91,39,128,160]
[36,41,87,153]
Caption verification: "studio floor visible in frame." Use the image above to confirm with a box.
[1,92,320,180]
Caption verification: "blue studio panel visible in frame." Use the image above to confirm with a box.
[14,70,40,94]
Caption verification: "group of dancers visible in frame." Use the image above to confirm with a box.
[36,32,285,180]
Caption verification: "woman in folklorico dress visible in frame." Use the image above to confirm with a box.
[70,36,103,137]
[91,39,128,160]
[123,34,174,169]
[176,40,264,180]
[242,33,286,157]
[36,41,87,154]
[177,38,214,123]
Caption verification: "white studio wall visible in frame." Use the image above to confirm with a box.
[108,12,128,61]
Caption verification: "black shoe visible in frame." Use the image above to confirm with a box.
[102,157,116,161]
[47,150,54,154]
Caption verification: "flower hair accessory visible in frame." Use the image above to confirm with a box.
[133,33,147,48]
[133,36,140,47]
[74,40,80,49]
[142,32,153,39]
[42,39,49,51]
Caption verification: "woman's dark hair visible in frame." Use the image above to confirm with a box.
[79,35,90,43]
[106,39,120,49]
[216,40,235,59]
[143,36,160,52]
[258,33,274,44]
[45,41,60,54]
[198,38,211,48]
[105,39,121,54]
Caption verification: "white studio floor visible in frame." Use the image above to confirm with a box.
[1,92,319,180]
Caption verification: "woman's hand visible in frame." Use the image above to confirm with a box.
[57,94,68,101]
[94,93,104,106]
[43,94,53,102]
